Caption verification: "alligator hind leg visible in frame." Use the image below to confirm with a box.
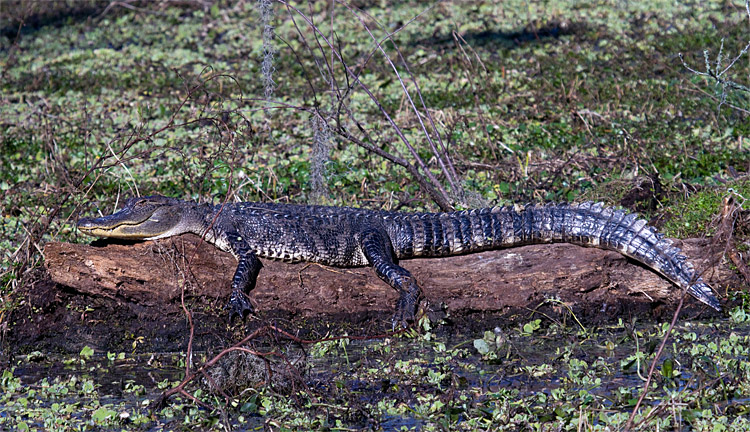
[361,229,423,328]
[225,232,264,320]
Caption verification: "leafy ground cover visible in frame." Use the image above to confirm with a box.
[2,315,750,430]
[1,0,749,430]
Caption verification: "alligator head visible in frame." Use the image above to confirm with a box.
[77,195,190,240]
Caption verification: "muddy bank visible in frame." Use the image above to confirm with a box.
[5,234,734,355]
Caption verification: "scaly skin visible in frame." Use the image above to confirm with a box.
[77,196,722,327]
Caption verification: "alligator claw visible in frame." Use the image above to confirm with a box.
[225,290,254,321]
[391,291,420,330]
[391,307,415,330]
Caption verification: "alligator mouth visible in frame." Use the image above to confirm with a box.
[77,218,153,238]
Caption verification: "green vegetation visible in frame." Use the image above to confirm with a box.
[1,0,749,430]
[662,180,750,238]
[3,317,750,430]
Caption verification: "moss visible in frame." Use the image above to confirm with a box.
[662,179,750,238]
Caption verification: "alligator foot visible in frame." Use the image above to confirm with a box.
[391,284,422,330]
[225,290,254,321]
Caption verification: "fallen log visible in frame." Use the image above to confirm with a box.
[43,233,728,320]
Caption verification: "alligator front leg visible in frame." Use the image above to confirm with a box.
[225,232,263,320]
[361,229,423,328]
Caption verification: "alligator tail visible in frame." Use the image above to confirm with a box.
[392,202,720,310]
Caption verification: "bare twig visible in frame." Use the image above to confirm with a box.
[337,2,462,199]
[678,0,750,115]
[623,294,686,431]
[276,0,454,209]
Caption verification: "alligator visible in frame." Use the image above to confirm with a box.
[77,195,721,326]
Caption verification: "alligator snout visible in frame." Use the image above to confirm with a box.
[77,217,96,228]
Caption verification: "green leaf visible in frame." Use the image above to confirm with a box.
[661,358,674,379]
[522,319,541,335]
[92,406,116,424]
[82,380,95,393]
[79,345,94,360]
[473,339,490,355]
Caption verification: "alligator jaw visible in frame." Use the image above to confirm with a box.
[77,218,155,239]
[76,195,186,240]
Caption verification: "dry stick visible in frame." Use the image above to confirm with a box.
[276,33,323,106]
[291,19,386,163]
[304,0,342,105]
[278,7,341,157]
[285,3,353,132]
[283,1,452,208]
[623,293,687,431]
[161,120,241,406]
[155,305,425,409]
[631,375,726,430]
[621,197,732,432]
[334,3,428,125]
[678,34,750,115]
[284,3,397,147]
[84,72,220,178]
[454,30,515,157]
[394,43,461,189]
[452,31,499,161]
[238,91,410,195]
[680,84,750,115]
[328,0,337,108]
[183,121,239,378]
[154,326,271,409]
[339,127,449,208]
[15,73,207,282]
[283,4,333,101]
[304,2,430,124]
[339,2,461,197]
[277,0,452,210]
[343,2,461,192]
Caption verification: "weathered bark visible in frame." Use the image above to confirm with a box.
[43,233,730,319]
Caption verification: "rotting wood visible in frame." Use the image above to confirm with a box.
[43,233,731,319]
